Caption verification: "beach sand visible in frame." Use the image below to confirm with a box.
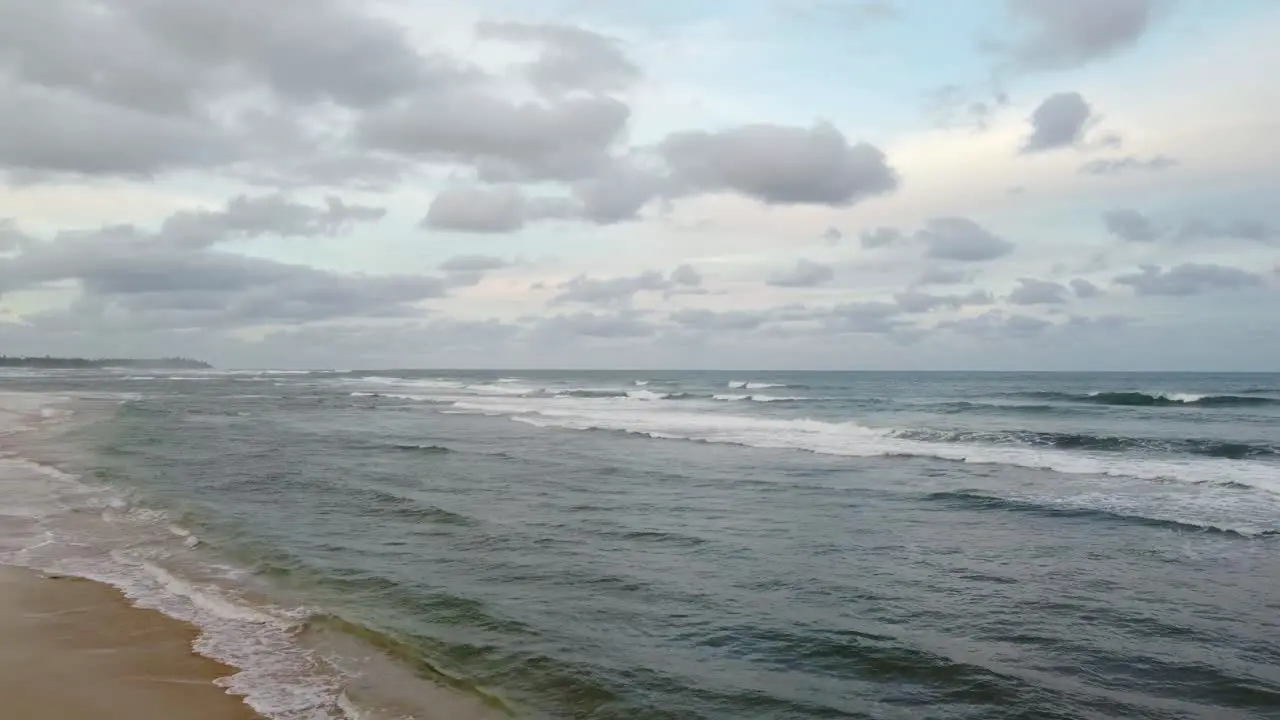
[0,564,263,720]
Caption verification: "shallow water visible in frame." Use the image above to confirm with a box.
[1,370,1278,719]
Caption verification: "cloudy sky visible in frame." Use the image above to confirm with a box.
[1,0,1277,370]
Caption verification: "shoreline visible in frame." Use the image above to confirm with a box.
[0,564,264,720]
[0,388,514,720]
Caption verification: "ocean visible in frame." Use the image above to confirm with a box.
[1,369,1278,719]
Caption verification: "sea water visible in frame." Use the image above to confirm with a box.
[0,369,1278,719]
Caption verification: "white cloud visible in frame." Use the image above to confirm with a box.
[0,0,1277,369]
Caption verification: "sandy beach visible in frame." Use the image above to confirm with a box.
[0,564,263,720]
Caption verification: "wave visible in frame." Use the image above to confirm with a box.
[597,529,710,547]
[1015,391,1280,408]
[350,391,445,403]
[298,612,516,713]
[0,476,344,717]
[376,443,453,454]
[558,389,631,399]
[712,394,811,403]
[349,487,476,526]
[391,444,452,454]
[934,401,1063,415]
[924,491,1279,538]
[357,377,466,391]
[727,381,790,390]
[891,429,1278,460]
[447,400,1280,494]
[624,389,669,401]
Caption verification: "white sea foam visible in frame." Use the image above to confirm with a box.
[253,370,314,375]
[0,393,356,720]
[350,391,437,402]
[465,383,537,396]
[712,394,807,403]
[448,399,1280,495]
[355,376,458,389]
[727,381,786,390]
[1086,390,1211,404]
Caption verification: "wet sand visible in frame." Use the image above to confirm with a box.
[0,564,264,720]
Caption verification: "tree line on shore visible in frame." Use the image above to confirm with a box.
[0,355,211,369]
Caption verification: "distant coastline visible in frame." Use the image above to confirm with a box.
[0,355,211,370]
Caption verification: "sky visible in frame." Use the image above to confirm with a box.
[0,0,1278,371]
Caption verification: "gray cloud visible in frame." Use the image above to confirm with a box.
[1065,314,1128,331]
[551,271,672,306]
[768,259,836,287]
[0,0,431,112]
[860,226,903,249]
[0,236,445,330]
[670,308,768,332]
[439,255,510,272]
[535,311,657,339]
[422,186,577,233]
[476,22,640,95]
[0,0,444,178]
[159,194,386,248]
[1173,218,1279,244]
[1070,278,1103,298]
[1102,208,1161,242]
[122,0,432,109]
[1103,210,1279,245]
[1007,277,1069,305]
[1006,0,1157,70]
[361,93,630,183]
[1080,154,1177,176]
[244,153,412,191]
[822,301,907,334]
[659,121,898,206]
[0,195,446,330]
[915,267,972,286]
[0,81,238,176]
[670,264,703,287]
[1114,263,1266,296]
[941,310,1052,339]
[1021,92,1093,153]
[0,219,34,252]
[572,160,664,223]
[822,226,843,244]
[922,84,1008,131]
[917,218,1015,261]
[894,288,993,313]
[1,1,908,230]
[423,187,525,233]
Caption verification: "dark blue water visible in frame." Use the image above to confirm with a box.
[2,370,1278,719]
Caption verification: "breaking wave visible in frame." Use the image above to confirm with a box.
[1015,391,1280,408]
[446,400,1280,494]
[924,490,1279,538]
[891,428,1278,460]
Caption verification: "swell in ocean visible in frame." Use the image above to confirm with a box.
[1010,390,1280,407]
[891,427,1277,459]
[924,490,1280,538]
